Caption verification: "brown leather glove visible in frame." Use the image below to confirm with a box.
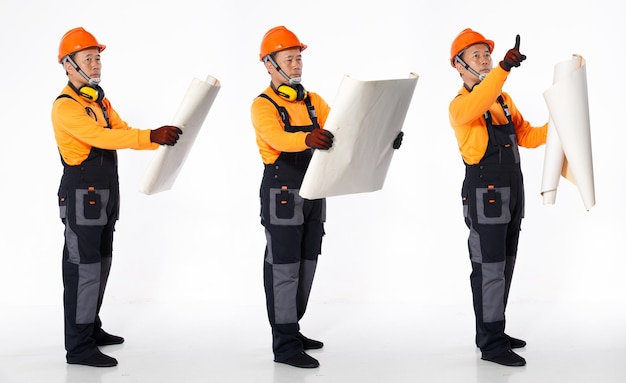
[305,128,334,150]
[499,35,526,71]
[150,125,182,146]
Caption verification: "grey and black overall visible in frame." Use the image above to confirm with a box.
[56,94,120,363]
[461,96,524,359]
[257,94,326,361]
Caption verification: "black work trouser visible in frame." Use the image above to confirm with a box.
[462,164,524,358]
[58,164,119,362]
[260,160,325,361]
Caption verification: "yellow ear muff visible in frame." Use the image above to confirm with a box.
[78,85,104,103]
[275,83,307,102]
[276,84,297,101]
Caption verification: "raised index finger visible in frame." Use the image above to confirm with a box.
[514,34,521,50]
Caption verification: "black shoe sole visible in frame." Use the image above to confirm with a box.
[275,359,319,368]
[481,354,526,367]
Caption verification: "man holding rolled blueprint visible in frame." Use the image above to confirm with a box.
[251,25,334,369]
[449,28,547,367]
[52,27,182,368]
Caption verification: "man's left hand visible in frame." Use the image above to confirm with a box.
[393,131,404,149]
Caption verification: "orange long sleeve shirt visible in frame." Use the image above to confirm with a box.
[51,84,158,166]
[251,86,330,165]
[449,66,547,165]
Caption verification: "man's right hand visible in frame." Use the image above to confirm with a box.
[305,128,334,150]
[150,125,182,146]
[499,34,526,71]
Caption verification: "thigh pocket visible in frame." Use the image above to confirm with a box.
[76,187,109,226]
[269,187,304,226]
[476,186,511,224]
[58,192,67,220]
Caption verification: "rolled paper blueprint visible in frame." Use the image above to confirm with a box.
[541,55,595,210]
[139,75,221,195]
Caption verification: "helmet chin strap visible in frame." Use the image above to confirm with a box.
[64,55,101,85]
[264,55,301,85]
[454,55,487,81]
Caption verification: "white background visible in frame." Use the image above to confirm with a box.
[0,0,624,322]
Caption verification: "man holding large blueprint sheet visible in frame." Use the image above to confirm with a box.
[449,28,547,367]
[252,25,406,370]
[251,26,334,369]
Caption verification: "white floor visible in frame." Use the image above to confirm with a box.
[1,301,624,383]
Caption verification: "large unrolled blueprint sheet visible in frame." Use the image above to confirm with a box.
[299,74,418,199]
[541,55,595,210]
[139,75,220,195]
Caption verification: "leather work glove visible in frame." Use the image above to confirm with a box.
[499,35,526,71]
[150,125,183,146]
[305,128,334,150]
[393,131,404,149]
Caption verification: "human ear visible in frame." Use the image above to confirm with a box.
[454,61,464,74]
[62,60,74,75]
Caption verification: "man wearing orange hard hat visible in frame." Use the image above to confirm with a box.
[251,25,334,369]
[52,27,182,367]
[448,28,548,367]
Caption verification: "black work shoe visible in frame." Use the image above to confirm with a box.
[296,333,324,350]
[68,349,118,367]
[506,334,527,349]
[275,351,320,368]
[94,330,124,346]
[482,349,526,367]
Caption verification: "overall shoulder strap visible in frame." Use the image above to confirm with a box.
[55,94,109,125]
[496,95,512,121]
[483,95,512,122]
[303,95,319,129]
[56,94,76,102]
[257,93,289,126]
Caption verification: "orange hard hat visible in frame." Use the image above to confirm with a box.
[450,28,494,67]
[259,26,307,61]
[58,27,106,63]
